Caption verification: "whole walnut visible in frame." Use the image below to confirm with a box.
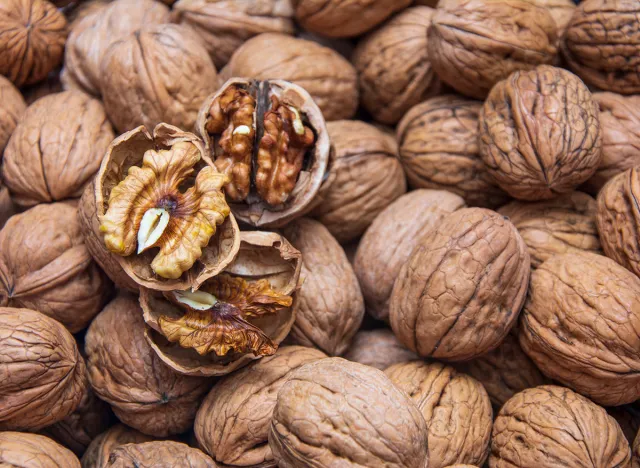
[100,24,218,133]
[220,34,358,121]
[105,441,216,468]
[0,307,87,431]
[82,425,155,468]
[480,65,602,200]
[195,346,326,467]
[173,0,295,69]
[355,189,465,322]
[491,386,631,467]
[0,432,81,468]
[352,6,441,125]
[309,120,406,243]
[386,361,492,468]
[397,95,509,208]
[0,0,68,87]
[2,91,114,208]
[269,358,429,468]
[498,192,602,268]
[390,207,530,361]
[562,0,640,94]
[343,329,418,371]
[0,75,25,155]
[282,218,364,356]
[530,0,576,34]
[85,293,211,436]
[520,252,640,406]
[428,0,557,99]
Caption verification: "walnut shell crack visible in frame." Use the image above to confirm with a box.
[343,328,418,371]
[0,75,26,155]
[0,432,81,468]
[104,441,217,468]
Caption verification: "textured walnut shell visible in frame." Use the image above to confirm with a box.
[0,203,112,333]
[220,34,358,121]
[100,24,218,133]
[397,95,509,208]
[0,307,87,431]
[105,441,216,468]
[520,251,640,406]
[282,218,364,356]
[480,65,602,200]
[81,425,155,468]
[0,432,81,468]
[385,361,492,468]
[343,329,418,371]
[2,91,114,208]
[309,120,406,243]
[531,0,575,34]
[141,230,301,376]
[428,0,557,99]
[490,385,631,467]
[0,0,68,87]
[355,189,465,322]
[0,75,25,155]
[194,346,326,467]
[269,357,429,468]
[85,293,211,436]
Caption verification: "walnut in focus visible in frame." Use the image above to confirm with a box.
[480,65,602,200]
[0,75,25,155]
[530,0,576,34]
[82,425,155,468]
[105,441,216,468]
[343,329,418,371]
[0,432,81,468]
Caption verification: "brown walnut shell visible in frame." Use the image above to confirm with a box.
[386,361,492,468]
[269,357,429,468]
[0,75,26,155]
[194,346,326,468]
[490,385,631,467]
[85,293,211,436]
[0,183,14,229]
[2,91,114,208]
[0,307,87,431]
[105,441,216,468]
[530,0,576,34]
[428,0,557,99]
[390,207,530,361]
[0,432,81,468]
[397,95,509,209]
[81,424,155,468]
[635,432,640,468]
[343,328,418,371]
[479,65,602,200]
[0,203,112,333]
[520,251,640,406]
[309,120,406,243]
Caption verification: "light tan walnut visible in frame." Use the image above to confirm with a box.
[0,432,80,468]
[0,75,25,155]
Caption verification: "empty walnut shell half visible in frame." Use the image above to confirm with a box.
[196,78,330,228]
[343,329,418,371]
[105,441,216,468]
[0,75,25,156]
[0,432,81,468]
[140,230,301,376]
[82,424,155,468]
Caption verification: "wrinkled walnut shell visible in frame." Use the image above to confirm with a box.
[82,424,155,468]
[105,441,216,468]
[343,328,418,371]
[0,75,26,155]
[0,432,81,468]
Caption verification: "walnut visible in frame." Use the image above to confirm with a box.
[309,120,406,243]
[0,432,81,468]
[100,24,219,133]
[635,432,640,468]
[343,329,418,371]
[385,361,492,468]
[480,65,602,200]
[490,386,631,467]
[530,0,576,34]
[2,91,114,208]
[105,441,216,468]
[269,358,429,467]
[85,293,212,436]
[0,183,14,229]
[194,346,326,467]
[219,34,358,121]
[141,231,301,376]
[428,0,557,99]
[0,307,87,431]
[397,95,509,208]
[82,425,155,468]
[520,251,640,406]
[0,75,25,155]
[196,78,330,228]
[0,0,68,87]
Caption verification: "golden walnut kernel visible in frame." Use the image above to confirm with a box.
[82,424,155,468]
[0,75,25,155]
[480,65,602,200]
[343,329,418,371]
[0,432,81,468]
[105,441,216,468]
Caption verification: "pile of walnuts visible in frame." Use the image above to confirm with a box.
[1,0,640,466]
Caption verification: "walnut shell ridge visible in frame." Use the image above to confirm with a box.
[343,328,418,371]
[0,432,81,468]
[0,75,25,155]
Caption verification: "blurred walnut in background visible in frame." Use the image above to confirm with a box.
[0,76,25,156]
[343,329,418,370]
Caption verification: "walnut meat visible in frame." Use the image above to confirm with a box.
[82,425,155,468]
[269,358,429,468]
[2,91,114,208]
[343,329,418,371]
[428,0,557,99]
[105,441,216,468]
[490,386,631,467]
[386,361,492,468]
[480,65,602,200]
[0,432,81,468]
[520,252,640,406]
[0,75,25,155]
[397,96,509,208]
[0,307,86,431]
[85,293,211,436]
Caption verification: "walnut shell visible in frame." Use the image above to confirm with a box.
[309,120,406,243]
[194,346,326,467]
[530,0,575,34]
[105,441,216,468]
[0,183,15,229]
[269,357,429,468]
[85,293,211,436]
[428,0,557,99]
[2,91,114,208]
[385,361,492,468]
[0,75,25,155]
[81,425,155,468]
[490,385,631,467]
[520,251,640,406]
[0,432,81,468]
[343,328,418,371]
[479,65,602,200]
[355,189,466,322]
[635,432,640,468]
[0,307,87,431]
[397,95,509,209]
